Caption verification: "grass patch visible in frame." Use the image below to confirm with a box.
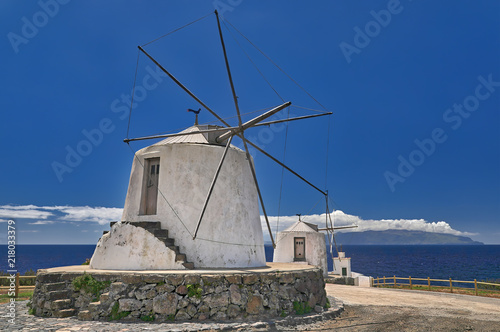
[186,284,202,299]
[324,297,331,309]
[293,301,312,315]
[0,291,33,304]
[72,273,111,301]
[108,301,130,320]
[140,312,155,322]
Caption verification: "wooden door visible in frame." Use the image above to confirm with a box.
[144,158,160,215]
[294,237,305,261]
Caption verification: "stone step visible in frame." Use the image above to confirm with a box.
[48,290,70,301]
[157,237,175,246]
[51,299,71,311]
[182,262,195,270]
[78,310,92,321]
[45,282,67,292]
[108,221,195,269]
[53,308,76,318]
[168,245,179,252]
[154,229,168,237]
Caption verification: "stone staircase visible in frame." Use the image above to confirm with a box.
[105,221,194,270]
[41,281,76,317]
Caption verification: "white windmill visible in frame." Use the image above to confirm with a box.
[90,11,336,270]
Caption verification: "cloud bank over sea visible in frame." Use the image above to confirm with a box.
[0,205,475,241]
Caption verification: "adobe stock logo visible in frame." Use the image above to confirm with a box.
[339,0,406,64]
[384,74,499,192]
[7,0,71,54]
[213,0,243,17]
[51,65,168,183]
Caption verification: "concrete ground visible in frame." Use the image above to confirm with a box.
[40,262,317,274]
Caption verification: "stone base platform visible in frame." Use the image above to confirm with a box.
[31,263,328,322]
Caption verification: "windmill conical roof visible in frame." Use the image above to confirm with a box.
[281,220,318,233]
[153,125,227,146]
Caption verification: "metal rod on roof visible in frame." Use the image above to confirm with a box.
[193,135,234,240]
[124,127,229,143]
[216,101,291,143]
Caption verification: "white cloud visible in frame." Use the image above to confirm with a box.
[29,220,55,225]
[58,206,122,225]
[3,204,474,239]
[0,205,53,219]
[0,205,122,225]
[261,210,476,237]
[20,230,39,233]
[0,219,9,223]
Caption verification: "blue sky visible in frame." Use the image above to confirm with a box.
[1,1,499,245]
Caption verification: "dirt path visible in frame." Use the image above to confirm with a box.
[289,284,500,331]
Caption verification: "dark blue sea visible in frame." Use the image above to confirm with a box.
[1,245,499,282]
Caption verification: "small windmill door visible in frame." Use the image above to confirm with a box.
[294,237,305,261]
[142,158,160,215]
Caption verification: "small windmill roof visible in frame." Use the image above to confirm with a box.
[153,125,228,146]
[281,220,318,233]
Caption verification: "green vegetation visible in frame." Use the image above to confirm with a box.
[167,314,175,321]
[478,279,500,291]
[280,310,288,317]
[293,301,312,315]
[81,258,90,265]
[186,284,202,299]
[324,297,331,309]
[108,301,130,320]
[72,273,110,301]
[140,312,155,322]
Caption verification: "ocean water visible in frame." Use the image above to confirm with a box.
[266,245,500,282]
[1,245,499,282]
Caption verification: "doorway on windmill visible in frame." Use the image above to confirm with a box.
[140,157,160,215]
[294,237,305,261]
[342,267,347,276]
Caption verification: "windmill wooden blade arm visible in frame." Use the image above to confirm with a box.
[242,136,327,196]
[124,111,331,143]
[318,225,358,231]
[240,132,276,248]
[138,46,231,128]
[253,112,332,128]
[216,101,291,143]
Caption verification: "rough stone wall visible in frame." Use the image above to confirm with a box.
[31,269,327,322]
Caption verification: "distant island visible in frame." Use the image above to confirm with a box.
[332,230,484,245]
